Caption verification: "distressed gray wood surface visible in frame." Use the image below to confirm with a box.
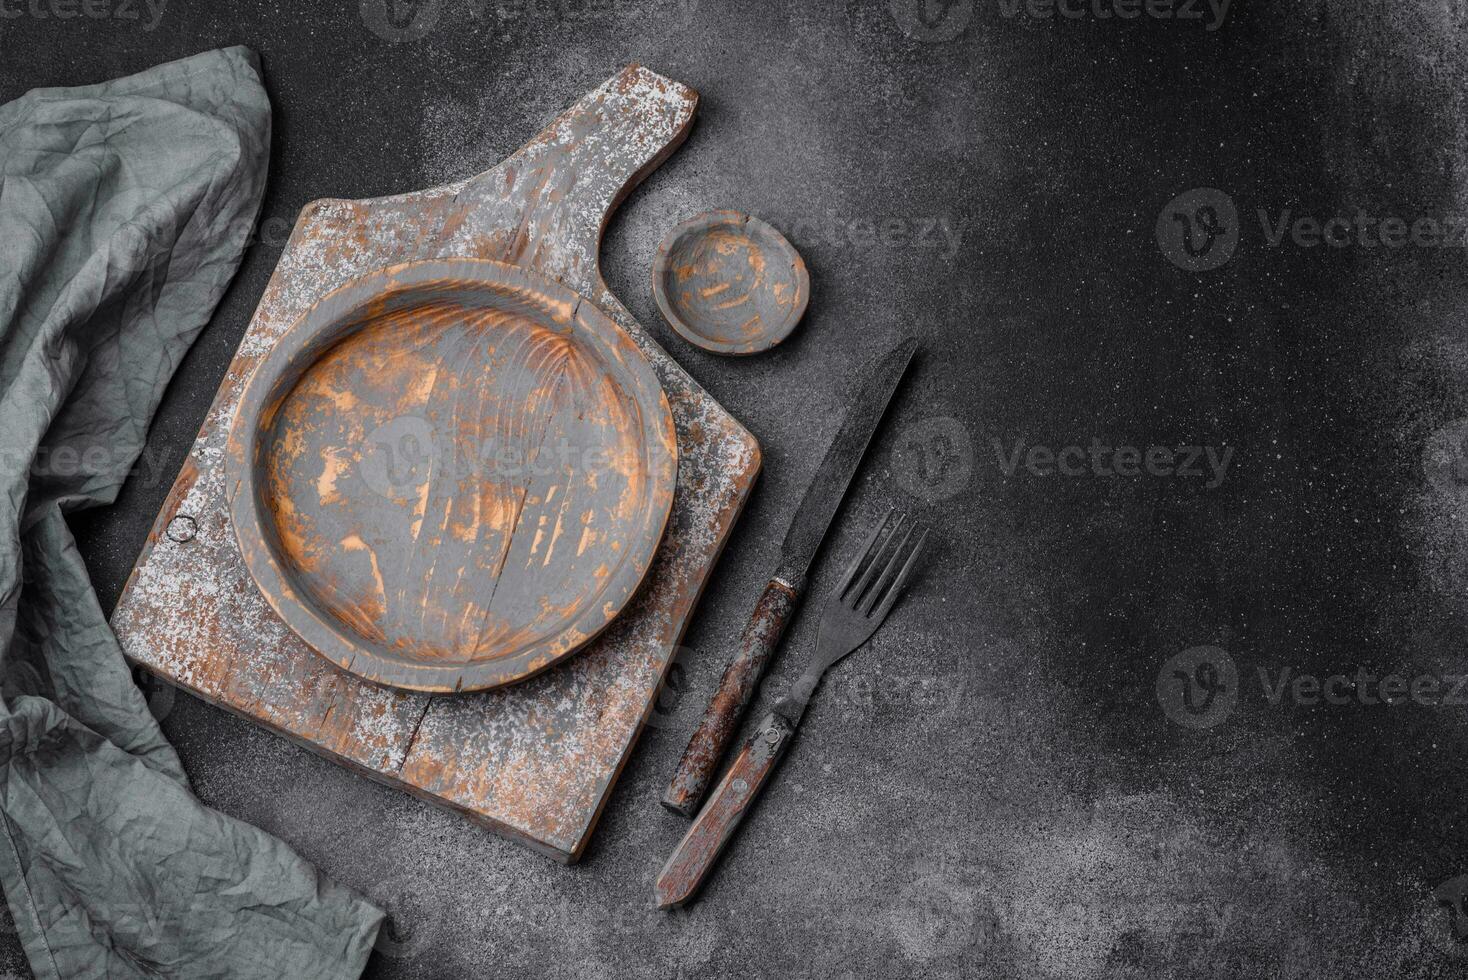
[652,210,809,356]
[226,259,678,693]
[111,65,761,861]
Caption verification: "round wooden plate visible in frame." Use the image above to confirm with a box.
[652,211,809,356]
[226,259,677,693]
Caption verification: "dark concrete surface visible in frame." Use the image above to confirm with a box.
[5,0,1468,976]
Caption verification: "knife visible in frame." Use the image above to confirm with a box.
[660,337,918,817]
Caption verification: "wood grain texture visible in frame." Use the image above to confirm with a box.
[662,577,798,816]
[654,710,796,909]
[110,65,761,861]
[226,260,677,692]
[652,211,808,356]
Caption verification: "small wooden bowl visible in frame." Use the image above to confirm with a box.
[652,211,809,356]
[226,258,677,693]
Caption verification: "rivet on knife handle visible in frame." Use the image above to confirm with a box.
[655,710,797,909]
[661,576,800,816]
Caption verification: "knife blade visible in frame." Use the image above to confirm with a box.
[772,338,918,590]
[660,337,918,817]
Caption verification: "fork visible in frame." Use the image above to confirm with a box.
[654,511,928,909]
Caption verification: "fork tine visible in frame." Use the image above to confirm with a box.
[859,524,914,615]
[848,512,905,605]
[837,509,894,599]
[869,528,927,620]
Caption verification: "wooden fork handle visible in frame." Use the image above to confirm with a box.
[655,710,797,909]
[662,577,800,816]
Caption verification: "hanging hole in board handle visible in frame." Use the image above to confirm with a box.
[165,515,197,543]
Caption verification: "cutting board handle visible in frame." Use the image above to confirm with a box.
[445,64,699,298]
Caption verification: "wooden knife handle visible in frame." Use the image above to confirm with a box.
[655,710,797,909]
[662,577,799,816]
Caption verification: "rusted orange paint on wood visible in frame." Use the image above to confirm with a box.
[111,66,760,861]
[227,260,677,692]
[661,577,797,815]
[652,211,809,356]
[655,710,796,908]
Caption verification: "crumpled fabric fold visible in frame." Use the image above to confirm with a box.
[0,46,384,980]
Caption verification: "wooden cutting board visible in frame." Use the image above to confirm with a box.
[111,65,761,862]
